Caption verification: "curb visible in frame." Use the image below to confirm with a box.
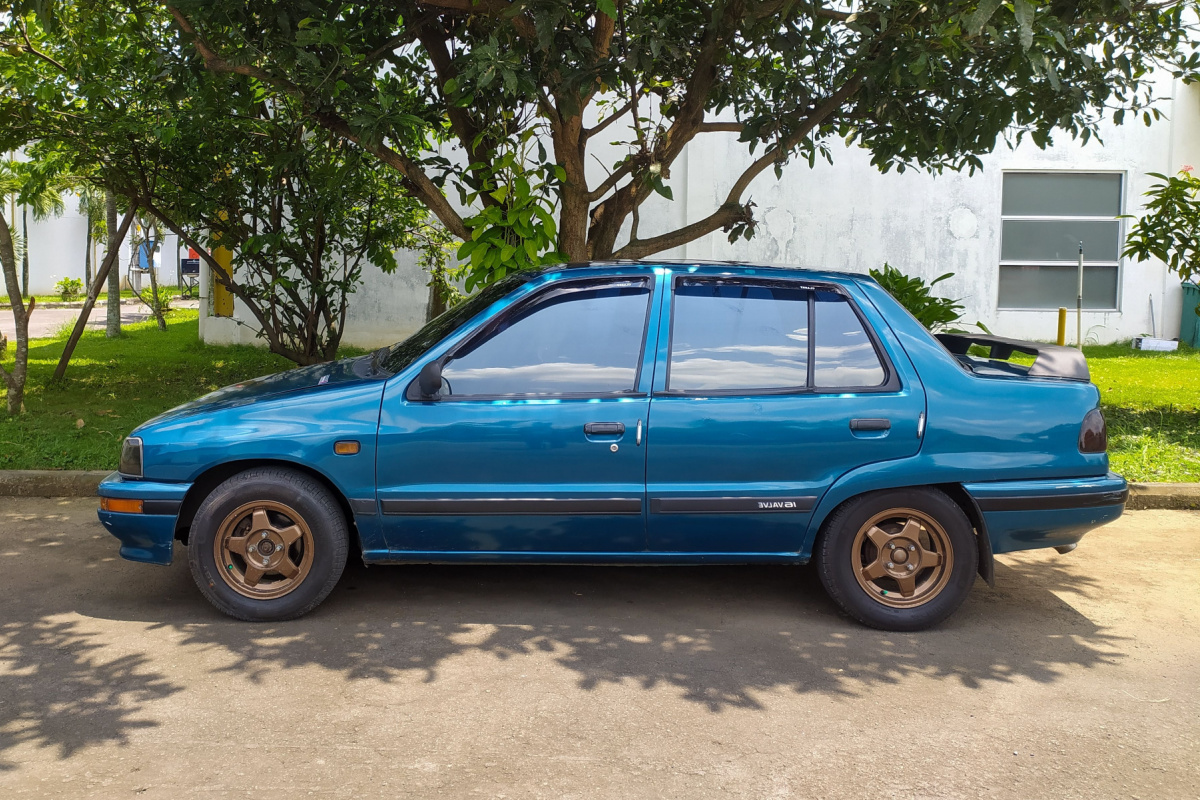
[0,471,111,497]
[1,470,1199,508]
[1127,482,1200,510]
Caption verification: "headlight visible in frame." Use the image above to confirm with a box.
[119,437,143,478]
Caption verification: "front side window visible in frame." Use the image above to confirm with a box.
[998,172,1122,310]
[667,279,888,393]
[438,280,651,397]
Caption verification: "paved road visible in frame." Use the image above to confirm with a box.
[0,500,1196,798]
[0,300,201,340]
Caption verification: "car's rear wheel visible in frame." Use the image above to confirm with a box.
[816,488,977,631]
[187,467,349,621]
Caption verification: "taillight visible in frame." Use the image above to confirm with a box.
[1079,408,1107,453]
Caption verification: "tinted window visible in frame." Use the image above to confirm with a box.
[440,281,650,396]
[383,272,531,374]
[669,282,809,391]
[813,290,885,388]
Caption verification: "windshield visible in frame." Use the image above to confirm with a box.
[381,272,533,374]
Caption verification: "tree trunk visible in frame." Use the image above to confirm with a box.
[52,207,137,382]
[84,222,93,294]
[105,192,122,337]
[0,212,30,414]
[147,242,166,331]
[20,206,28,298]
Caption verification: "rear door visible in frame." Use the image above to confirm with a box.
[645,273,926,554]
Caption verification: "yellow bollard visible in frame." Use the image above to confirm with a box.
[1056,307,1067,346]
[211,211,234,317]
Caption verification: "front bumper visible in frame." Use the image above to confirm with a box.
[964,472,1128,555]
[96,472,191,566]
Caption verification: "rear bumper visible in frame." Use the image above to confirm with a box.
[964,472,1128,555]
[96,471,190,566]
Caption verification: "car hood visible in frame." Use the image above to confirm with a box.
[139,354,386,428]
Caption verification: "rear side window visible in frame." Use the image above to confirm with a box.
[667,279,888,394]
[669,282,809,391]
[439,281,651,397]
[813,290,886,388]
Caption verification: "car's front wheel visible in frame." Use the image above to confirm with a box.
[187,467,349,621]
[816,488,977,631]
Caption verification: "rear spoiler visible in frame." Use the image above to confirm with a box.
[934,333,1090,381]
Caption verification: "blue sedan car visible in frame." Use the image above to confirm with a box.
[97,262,1126,630]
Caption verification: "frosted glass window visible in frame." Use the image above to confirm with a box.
[1001,173,1122,217]
[1000,220,1121,262]
[998,266,1120,310]
[998,172,1122,310]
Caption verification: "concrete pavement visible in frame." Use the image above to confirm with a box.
[0,500,1197,798]
[0,300,200,340]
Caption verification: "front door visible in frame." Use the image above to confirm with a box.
[645,275,926,554]
[376,274,660,555]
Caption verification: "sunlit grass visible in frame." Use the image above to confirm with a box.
[1,310,364,471]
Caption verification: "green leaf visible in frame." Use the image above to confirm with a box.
[966,0,1004,36]
[1013,0,1035,50]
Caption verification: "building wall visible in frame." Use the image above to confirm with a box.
[13,76,1197,349]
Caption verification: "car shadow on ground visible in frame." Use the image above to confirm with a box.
[0,509,1124,769]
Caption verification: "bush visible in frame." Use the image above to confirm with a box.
[869,263,970,333]
[54,276,84,301]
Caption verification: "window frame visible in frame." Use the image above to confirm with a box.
[997,169,1125,312]
[659,275,900,398]
[405,275,655,402]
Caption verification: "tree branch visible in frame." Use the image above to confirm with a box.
[415,0,537,40]
[696,122,745,133]
[612,75,863,259]
[582,99,633,142]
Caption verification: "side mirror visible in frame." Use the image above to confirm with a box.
[417,360,444,398]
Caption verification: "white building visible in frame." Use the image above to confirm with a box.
[14,75,1200,349]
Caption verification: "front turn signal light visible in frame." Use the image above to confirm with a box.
[334,440,361,455]
[101,497,144,514]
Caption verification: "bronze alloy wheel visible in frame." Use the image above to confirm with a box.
[213,500,315,600]
[850,507,954,608]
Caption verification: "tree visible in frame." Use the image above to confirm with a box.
[165,0,1200,291]
[0,159,67,413]
[0,5,448,366]
[1124,168,1200,284]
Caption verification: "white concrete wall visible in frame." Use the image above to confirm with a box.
[197,248,432,351]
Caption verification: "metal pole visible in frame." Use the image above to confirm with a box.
[1076,241,1084,349]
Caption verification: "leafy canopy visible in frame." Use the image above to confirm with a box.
[1124,169,1200,285]
[164,0,1200,290]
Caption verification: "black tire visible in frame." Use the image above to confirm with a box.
[187,467,349,621]
[816,488,977,631]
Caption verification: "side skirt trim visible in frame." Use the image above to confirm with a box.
[380,498,642,516]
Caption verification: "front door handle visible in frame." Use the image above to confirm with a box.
[849,418,891,432]
[584,422,625,436]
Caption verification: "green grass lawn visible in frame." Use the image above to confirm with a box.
[1085,343,1200,482]
[1,314,1198,480]
[0,310,363,471]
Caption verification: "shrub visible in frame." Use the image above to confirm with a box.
[868,264,969,332]
[54,276,84,301]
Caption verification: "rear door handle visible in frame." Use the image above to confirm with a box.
[849,418,891,432]
[584,422,625,436]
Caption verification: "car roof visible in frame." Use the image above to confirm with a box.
[538,260,871,285]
